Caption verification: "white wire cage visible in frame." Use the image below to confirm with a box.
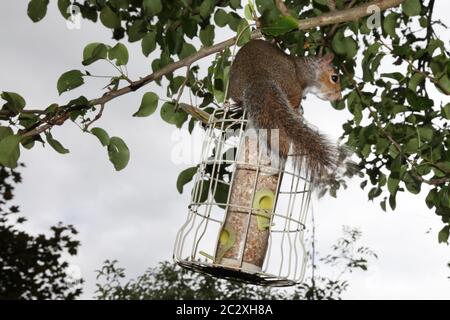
[173,104,312,287]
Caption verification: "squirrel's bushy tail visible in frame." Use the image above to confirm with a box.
[242,78,338,181]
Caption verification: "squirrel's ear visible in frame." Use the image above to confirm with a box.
[320,52,335,65]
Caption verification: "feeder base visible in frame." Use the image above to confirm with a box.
[176,259,296,287]
[220,258,261,273]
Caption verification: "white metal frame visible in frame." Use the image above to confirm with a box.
[173,105,311,287]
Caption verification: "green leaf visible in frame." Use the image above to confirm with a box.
[82,43,108,66]
[383,13,398,38]
[214,9,229,27]
[403,172,421,194]
[0,126,13,141]
[160,102,176,123]
[169,76,186,96]
[230,0,241,9]
[1,92,26,114]
[128,19,146,42]
[57,0,71,19]
[425,188,438,209]
[438,225,449,244]
[439,187,450,207]
[418,126,433,142]
[45,132,69,154]
[160,102,188,128]
[0,134,21,168]
[166,28,184,54]
[57,70,84,95]
[406,91,433,110]
[227,12,242,31]
[405,138,419,154]
[108,137,130,171]
[27,0,49,22]
[21,137,35,150]
[244,4,253,20]
[387,175,399,195]
[91,127,110,146]
[133,92,159,117]
[100,6,121,29]
[182,18,198,38]
[236,19,251,46]
[193,180,210,203]
[380,198,387,212]
[214,182,230,209]
[408,73,425,92]
[437,75,450,94]
[368,187,382,201]
[200,25,215,47]
[199,0,214,19]
[389,194,396,210]
[416,163,431,176]
[419,16,427,28]
[442,103,450,120]
[332,32,347,56]
[402,0,421,17]
[19,113,39,130]
[381,72,405,82]
[143,0,162,16]
[108,43,129,66]
[179,43,196,60]
[332,32,358,59]
[427,39,444,56]
[141,32,157,57]
[262,16,298,36]
[67,96,89,107]
[176,166,198,193]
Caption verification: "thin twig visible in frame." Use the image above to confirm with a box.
[377,38,450,95]
[84,103,105,131]
[174,65,191,112]
[275,0,290,16]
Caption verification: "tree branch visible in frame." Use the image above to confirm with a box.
[311,0,406,28]
[19,0,405,138]
[280,0,405,30]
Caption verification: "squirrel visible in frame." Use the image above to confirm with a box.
[229,39,353,184]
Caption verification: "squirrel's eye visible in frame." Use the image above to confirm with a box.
[330,74,339,83]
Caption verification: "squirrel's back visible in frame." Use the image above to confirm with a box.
[229,40,302,106]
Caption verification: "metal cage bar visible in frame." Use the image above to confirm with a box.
[173,106,312,287]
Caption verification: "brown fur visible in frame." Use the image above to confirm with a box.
[229,40,342,181]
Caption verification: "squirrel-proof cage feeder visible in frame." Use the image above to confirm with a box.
[173,105,312,287]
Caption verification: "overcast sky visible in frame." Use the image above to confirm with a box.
[1,1,449,299]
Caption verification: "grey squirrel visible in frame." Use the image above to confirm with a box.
[229,39,352,183]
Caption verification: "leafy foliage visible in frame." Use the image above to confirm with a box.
[0,165,82,299]
[95,227,376,300]
[0,0,448,241]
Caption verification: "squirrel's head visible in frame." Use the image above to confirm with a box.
[300,52,342,101]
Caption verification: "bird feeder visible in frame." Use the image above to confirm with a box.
[173,105,312,286]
